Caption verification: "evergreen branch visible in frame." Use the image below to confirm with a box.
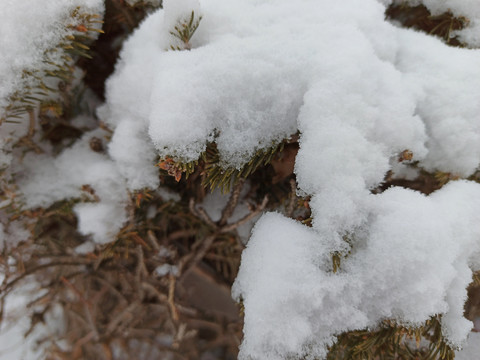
[202,141,286,192]
[157,137,290,192]
[1,7,103,124]
[168,10,202,51]
[327,315,455,360]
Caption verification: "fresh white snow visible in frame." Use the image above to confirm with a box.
[456,332,480,360]
[0,0,104,112]
[3,0,480,359]
[19,129,129,244]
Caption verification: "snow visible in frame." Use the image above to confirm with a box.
[0,0,105,197]
[0,279,64,360]
[99,0,480,357]
[234,182,480,358]
[101,0,480,190]
[456,332,480,360]
[19,130,129,244]
[6,0,480,358]
[155,264,179,277]
[107,120,160,190]
[0,221,31,252]
[100,0,307,179]
[0,0,104,112]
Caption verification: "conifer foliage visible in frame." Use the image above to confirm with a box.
[1,0,480,359]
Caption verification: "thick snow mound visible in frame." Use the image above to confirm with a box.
[234,182,480,359]
[102,0,480,191]
[9,0,479,357]
[100,0,480,357]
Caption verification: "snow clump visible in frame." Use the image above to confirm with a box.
[19,130,129,244]
[98,0,480,358]
[0,0,104,112]
[13,0,480,358]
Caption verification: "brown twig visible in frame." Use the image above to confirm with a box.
[219,178,245,226]
[167,229,198,242]
[15,110,45,154]
[83,302,100,341]
[92,275,129,306]
[146,230,161,252]
[286,178,297,218]
[168,274,179,322]
[189,198,217,228]
[2,261,89,294]
[105,301,140,336]
[220,195,268,233]
[141,282,168,303]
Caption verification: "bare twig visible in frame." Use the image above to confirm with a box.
[135,245,148,279]
[286,178,297,218]
[220,195,268,233]
[146,230,161,252]
[168,274,179,322]
[179,234,216,277]
[186,318,222,334]
[72,330,96,354]
[2,261,89,293]
[83,302,100,341]
[219,178,245,226]
[105,301,140,336]
[15,110,44,154]
[189,198,217,228]
[141,282,168,303]
[65,307,90,330]
[92,275,129,306]
[167,229,198,242]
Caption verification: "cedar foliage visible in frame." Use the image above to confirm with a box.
[1,1,479,359]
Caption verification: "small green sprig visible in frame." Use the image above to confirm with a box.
[169,10,202,51]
